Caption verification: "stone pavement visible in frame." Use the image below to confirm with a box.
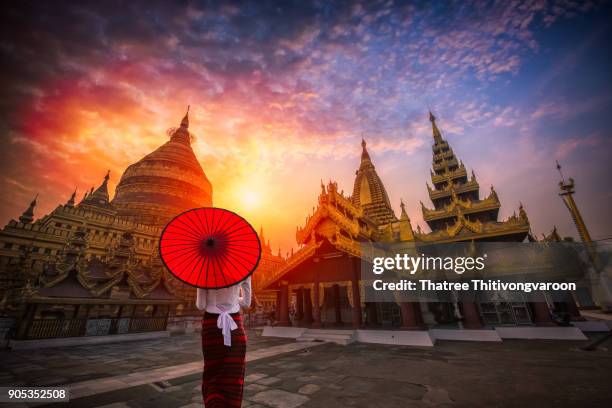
[2,331,612,407]
[0,330,291,387]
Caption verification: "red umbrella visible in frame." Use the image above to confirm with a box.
[159,207,261,289]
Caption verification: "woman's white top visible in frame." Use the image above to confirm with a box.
[196,276,252,347]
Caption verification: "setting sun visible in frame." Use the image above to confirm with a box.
[239,187,262,210]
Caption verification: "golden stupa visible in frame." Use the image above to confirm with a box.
[112,108,213,226]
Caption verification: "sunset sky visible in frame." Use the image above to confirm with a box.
[1,1,611,253]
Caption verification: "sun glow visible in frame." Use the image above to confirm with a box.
[231,184,263,212]
[242,188,262,210]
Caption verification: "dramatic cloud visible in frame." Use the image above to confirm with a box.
[0,0,611,250]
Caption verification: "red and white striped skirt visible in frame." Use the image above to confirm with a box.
[201,312,247,407]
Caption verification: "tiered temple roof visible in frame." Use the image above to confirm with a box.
[417,112,530,242]
[8,225,178,305]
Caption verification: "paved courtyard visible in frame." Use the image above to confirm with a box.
[1,330,611,407]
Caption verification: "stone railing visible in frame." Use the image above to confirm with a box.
[23,317,168,340]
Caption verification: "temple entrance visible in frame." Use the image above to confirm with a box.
[321,285,351,326]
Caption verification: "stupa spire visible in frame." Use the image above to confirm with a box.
[95,171,110,194]
[82,171,110,207]
[19,194,38,224]
[169,105,192,145]
[181,105,190,129]
[429,111,443,144]
[399,199,414,241]
[400,199,410,221]
[360,138,373,168]
[66,188,77,208]
[351,138,397,225]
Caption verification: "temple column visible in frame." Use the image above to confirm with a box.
[532,302,555,326]
[366,302,379,327]
[351,270,362,329]
[458,290,482,329]
[333,284,342,326]
[275,290,281,322]
[460,301,483,329]
[16,303,37,340]
[564,293,582,320]
[279,281,290,326]
[303,288,313,324]
[399,302,422,330]
[296,288,304,322]
[415,302,425,326]
[531,291,554,326]
[312,272,321,328]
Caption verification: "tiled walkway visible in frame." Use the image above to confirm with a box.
[2,331,612,407]
[1,330,290,387]
[68,341,326,399]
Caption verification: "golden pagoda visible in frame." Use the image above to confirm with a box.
[112,107,213,226]
[415,112,530,243]
[0,109,214,340]
[352,140,397,225]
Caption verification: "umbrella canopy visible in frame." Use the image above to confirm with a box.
[159,207,261,289]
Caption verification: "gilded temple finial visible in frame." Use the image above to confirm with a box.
[181,105,190,129]
[19,194,38,224]
[95,171,110,193]
[399,199,410,221]
[66,188,77,208]
[429,110,443,143]
[357,138,374,171]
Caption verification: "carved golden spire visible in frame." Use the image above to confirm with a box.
[360,138,372,167]
[400,199,409,221]
[181,105,190,129]
[82,171,110,206]
[66,188,77,208]
[19,194,38,224]
[429,111,443,144]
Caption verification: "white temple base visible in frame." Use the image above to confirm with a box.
[430,329,502,342]
[262,326,307,338]
[495,326,587,340]
[355,330,434,346]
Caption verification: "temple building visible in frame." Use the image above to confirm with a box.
[251,227,286,310]
[261,112,564,330]
[0,110,215,340]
